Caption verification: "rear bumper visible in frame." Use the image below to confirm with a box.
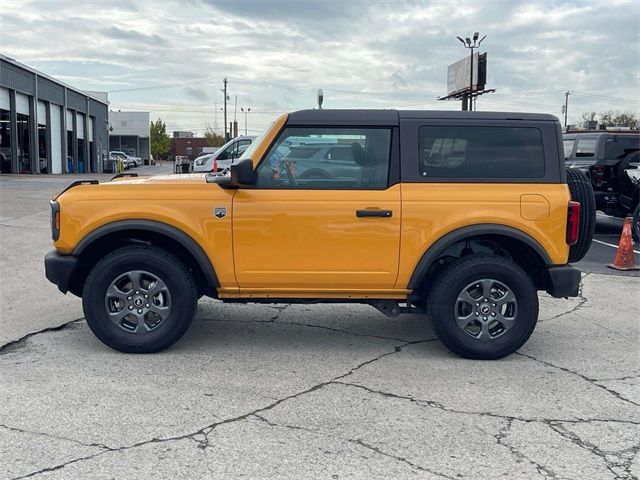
[545,265,581,298]
[44,250,78,294]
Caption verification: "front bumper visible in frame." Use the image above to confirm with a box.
[44,250,78,294]
[545,265,581,298]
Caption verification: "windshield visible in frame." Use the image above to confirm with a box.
[239,122,275,161]
[563,139,575,159]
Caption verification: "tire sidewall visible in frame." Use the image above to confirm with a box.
[83,248,196,352]
[431,259,538,359]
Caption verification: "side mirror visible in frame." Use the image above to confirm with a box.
[221,158,255,187]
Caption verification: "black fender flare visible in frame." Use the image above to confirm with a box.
[73,219,219,288]
[407,224,552,289]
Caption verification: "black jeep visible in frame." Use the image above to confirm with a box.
[565,131,640,240]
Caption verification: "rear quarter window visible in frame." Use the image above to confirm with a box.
[419,126,545,178]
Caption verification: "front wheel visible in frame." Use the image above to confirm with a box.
[83,246,197,353]
[428,255,539,360]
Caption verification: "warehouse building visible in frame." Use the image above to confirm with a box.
[109,111,151,161]
[0,54,109,174]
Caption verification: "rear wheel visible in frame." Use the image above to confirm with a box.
[566,168,596,262]
[428,255,538,360]
[83,246,197,353]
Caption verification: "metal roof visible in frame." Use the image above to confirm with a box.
[0,53,108,105]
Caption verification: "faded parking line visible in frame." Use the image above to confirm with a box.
[592,238,640,254]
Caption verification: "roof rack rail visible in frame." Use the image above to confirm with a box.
[54,180,99,200]
[111,173,139,180]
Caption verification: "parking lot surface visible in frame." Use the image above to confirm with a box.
[1,168,639,479]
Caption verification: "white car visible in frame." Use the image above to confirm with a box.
[110,151,142,167]
[192,136,255,172]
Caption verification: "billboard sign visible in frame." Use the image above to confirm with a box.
[447,53,487,95]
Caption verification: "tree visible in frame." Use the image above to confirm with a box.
[150,119,171,158]
[599,111,638,128]
[204,124,226,147]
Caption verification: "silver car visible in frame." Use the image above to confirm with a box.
[192,136,255,172]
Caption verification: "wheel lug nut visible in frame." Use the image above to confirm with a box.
[491,312,496,316]
[144,294,148,298]
[128,306,133,310]
[137,309,143,314]
[483,316,487,321]
[127,296,132,300]
[492,303,496,307]
[146,304,150,308]
[135,291,139,294]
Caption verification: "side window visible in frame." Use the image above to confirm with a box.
[575,138,597,158]
[256,127,391,189]
[419,126,545,178]
[218,143,235,160]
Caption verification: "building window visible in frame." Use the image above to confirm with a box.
[0,108,11,173]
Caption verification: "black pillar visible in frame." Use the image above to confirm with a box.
[8,90,18,174]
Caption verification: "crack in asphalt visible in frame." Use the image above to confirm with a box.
[332,381,640,426]
[8,339,436,479]
[515,352,640,408]
[0,318,84,353]
[546,421,640,479]
[543,275,589,323]
[251,414,456,479]
[195,311,427,343]
[0,425,110,451]
[494,418,558,479]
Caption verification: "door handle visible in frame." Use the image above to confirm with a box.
[356,209,393,218]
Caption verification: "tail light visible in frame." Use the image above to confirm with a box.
[567,201,580,245]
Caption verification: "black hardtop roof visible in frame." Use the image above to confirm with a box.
[564,131,639,138]
[287,109,559,126]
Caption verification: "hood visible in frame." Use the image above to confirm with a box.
[109,173,209,185]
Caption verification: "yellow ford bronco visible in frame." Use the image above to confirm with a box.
[45,110,595,359]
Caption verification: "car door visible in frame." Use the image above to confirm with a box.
[232,126,401,292]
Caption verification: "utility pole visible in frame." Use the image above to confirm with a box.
[564,91,570,129]
[221,77,228,141]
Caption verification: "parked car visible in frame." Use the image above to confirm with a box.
[192,136,255,172]
[565,131,639,239]
[45,109,594,359]
[110,151,141,168]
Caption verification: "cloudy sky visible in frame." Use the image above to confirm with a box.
[1,0,639,134]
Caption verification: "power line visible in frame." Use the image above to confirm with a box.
[570,91,640,104]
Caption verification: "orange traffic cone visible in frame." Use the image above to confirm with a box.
[607,217,640,271]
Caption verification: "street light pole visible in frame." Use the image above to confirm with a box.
[241,107,250,135]
[456,32,486,112]
[564,91,570,129]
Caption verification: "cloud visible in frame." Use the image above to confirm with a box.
[0,0,637,132]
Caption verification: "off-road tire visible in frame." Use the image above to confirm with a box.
[83,245,197,353]
[428,255,539,360]
[566,168,596,262]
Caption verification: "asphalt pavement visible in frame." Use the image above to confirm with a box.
[1,168,638,479]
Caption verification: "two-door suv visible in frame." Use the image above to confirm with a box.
[45,110,595,359]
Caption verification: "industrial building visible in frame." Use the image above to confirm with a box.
[0,54,109,174]
[109,111,151,161]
